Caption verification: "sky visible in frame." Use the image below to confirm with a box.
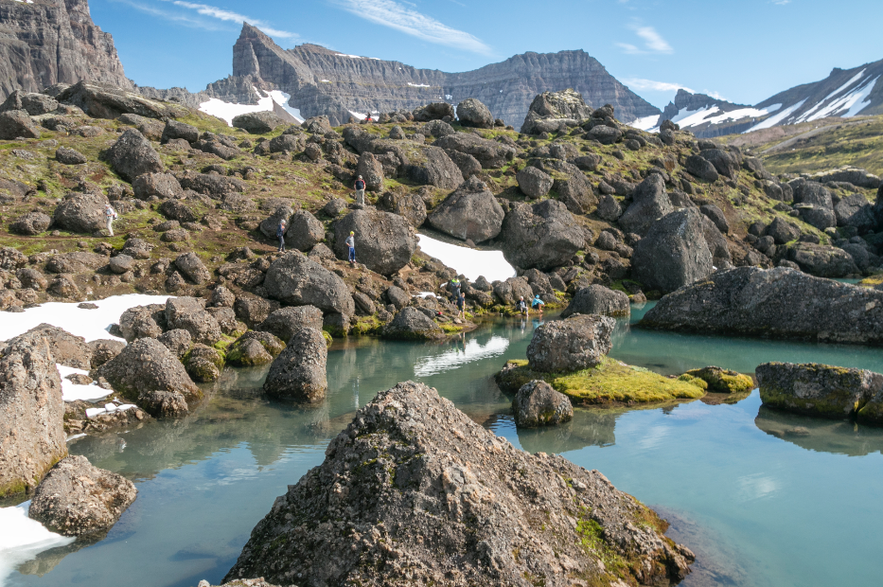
[91,0,882,111]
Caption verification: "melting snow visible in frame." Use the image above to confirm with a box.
[407,83,432,88]
[199,88,303,126]
[0,501,74,586]
[670,104,779,129]
[746,99,808,132]
[56,365,111,402]
[628,115,660,131]
[417,234,515,283]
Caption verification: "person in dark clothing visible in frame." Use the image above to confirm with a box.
[448,278,461,303]
[354,175,366,207]
[276,219,287,252]
[515,296,528,316]
[456,291,465,318]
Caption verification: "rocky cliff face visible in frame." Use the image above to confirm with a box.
[0,0,132,100]
[206,24,659,129]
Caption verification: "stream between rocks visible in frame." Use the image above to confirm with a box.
[4,304,883,587]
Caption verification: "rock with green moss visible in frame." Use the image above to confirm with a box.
[95,337,201,403]
[226,331,285,367]
[683,366,753,393]
[513,380,573,428]
[381,307,444,341]
[527,314,615,373]
[756,362,883,420]
[185,344,225,382]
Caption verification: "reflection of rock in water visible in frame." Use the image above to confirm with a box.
[16,540,87,577]
[700,391,752,406]
[655,506,753,587]
[517,409,618,454]
[755,406,883,457]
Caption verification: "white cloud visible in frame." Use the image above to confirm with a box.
[161,0,299,39]
[622,78,695,93]
[333,0,493,56]
[110,0,224,30]
[618,23,673,55]
[771,0,791,4]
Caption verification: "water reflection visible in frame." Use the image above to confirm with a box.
[754,406,883,457]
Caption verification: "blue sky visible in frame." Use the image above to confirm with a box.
[92,0,882,110]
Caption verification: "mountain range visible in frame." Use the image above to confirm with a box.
[0,0,881,136]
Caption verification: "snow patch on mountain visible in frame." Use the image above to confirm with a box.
[200,88,303,125]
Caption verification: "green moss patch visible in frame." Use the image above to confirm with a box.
[682,366,754,393]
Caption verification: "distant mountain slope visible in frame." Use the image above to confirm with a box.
[201,24,660,129]
[0,0,132,100]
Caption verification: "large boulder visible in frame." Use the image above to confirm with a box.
[456,98,493,128]
[765,217,801,244]
[333,209,417,275]
[285,210,325,252]
[232,111,285,134]
[119,304,165,342]
[264,252,355,320]
[381,307,444,340]
[792,182,835,230]
[641,266,883,344]
[161,120,199,144]
[683,155,720,182]
[377,190,427,227]
[405,145,463,190]
[833,194,876,231]
[57,81,176,120]
[0,330,66,497]
[257,306,324,343]
[0,109,41,139]
[516,166,553,199]
[223,381,693,586]
[164,296,223,345]
[786,243,858,278]
[105,128,164,182]
[28,455,137,539]
[133,172,183,200]
[95,337,200,402]
[52,192,109,234]
[618,174,674,235]
[631,208,714,293]
[698,149,740,179]
[24,324,92,369]
[498,200,584,270]
[812,167,881,190]
[527,314,616,373]
[263,328,328,403]
[521,89,593,135]
[513,380,574,428]
[561,285,630,318]
[756,362,883,420]
[427,177,504,243]
[174,252,211,284]
[10,211,51,235]
[412,102,456,122]
[432,133,516,169]
[356,152,384,192]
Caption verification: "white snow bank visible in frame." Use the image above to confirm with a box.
[199,88,303,126]
[0,293,170,343]
[627,114,660,132]
[0,501,74,586]
[407,82,432,88]
[414,335,510,377]
[746,99,807,132]
[56,365,111,402]
[417,234,515,283]
[85,403,136,419]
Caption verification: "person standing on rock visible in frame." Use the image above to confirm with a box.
[354,175,366,207]
[456,291,466,319]
[345,231,356,265]
[104,203,118,237]
[276,219,287,253]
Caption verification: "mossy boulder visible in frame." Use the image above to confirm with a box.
[226,331,286,367]
[682,366,754,393]
[496,358,706,406]
[184,344,225,382]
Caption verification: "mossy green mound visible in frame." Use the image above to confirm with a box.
[496,357,706,406]
[683,366,754,393]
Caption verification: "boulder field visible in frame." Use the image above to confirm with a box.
[223,381,694,587]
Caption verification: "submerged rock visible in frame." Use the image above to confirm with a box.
[29,455,136,539]
[641,267,883,345]
[223,381,693,586]
[527,314,615,373]
[513,380,573,428]
[682,366,754,394]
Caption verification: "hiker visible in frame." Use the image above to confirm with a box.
[456,291,465,318]
[354,175,366,207]
[446,277,461,303]
[515,296,528,316]
[365,113,372,123]
[345,231,356,265]
[104,203,118,236]
[531,294,545,313]
[276,218,287,252]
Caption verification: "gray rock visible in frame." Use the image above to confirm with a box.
[177,171,246,197]
[521,89,593,135]
[120,238,154,260]
[413,102,455,121]
[46,251,107,274]
[456,98,493,128]
[233,295,279,329]
[765,217,801,244]
[812,167,881,190]
[333,209,417,275]
[0,110,41,139]
[17,267,48,291]
[596,194,622,222]
[132,172,183,200]
[227,331,285,367]
[207,306,246,337]
[55,146,87,165]
[432,133,516,169]
[699,204,729,234]
[53,192,109,234]
[792,182,835,230]
[263,328,328,403]
[382,307,443,340]
[0,329,66,497]
[618,174,673,235]
[445,149,482,179]
[10,211,51,235]
[385,285,410,310]
[0,247,27,271]
[632,208,713,293]
[786,243,858,278]
[561,285,630,318]
[222,380,693,586]
[184,344,224,383]
[258,306,324,343]
[527,314,615,373]
[161,120,199,144]
[87,339,125,368]
[118,304,165,342]
[513,380,574,428]
[427,177,504,243]
[267,133,304,153]
[208,286,236,308]
[175,252,211,284]
[516,166,553,199]
[493,276,533,306]
[28,455,136,538]
[356,152,384,192]
[264,252,355,320]
[105,129,164,182]
[698,149,740,179]
[405,145,463,190]
[684,155,719,182]
[378,191,427,227]
[138,389,189,418]
[498,200,584,270]
[94,337,201,402]
[164,296,223,345]
[108,254,134,275]
[232,111,285,134]
[259,205,294,240]
[159,199,198,223]
[421,120,456,138]
[285,210,325,251]
[586,125,622,145]
[641,266,883,344]
[157,329,192,358]
[25,324,92,369]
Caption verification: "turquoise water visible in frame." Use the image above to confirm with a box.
[7,309,883,587]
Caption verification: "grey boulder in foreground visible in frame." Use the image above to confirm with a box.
[641,266,883,345]
[757,362,883,425]
[224,381,693,587]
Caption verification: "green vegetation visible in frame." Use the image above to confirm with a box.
[682,366,754,393]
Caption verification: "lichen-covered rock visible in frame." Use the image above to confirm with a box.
[498,200,584,270]
[0,329,66,497]
[427,177,504,244]
[333,209,418,276]
[641,267,883,344]
[223,381,693,587]
[455,98,493,128]
[164,296,223,345]
[184,344,224,383]
[263,328,328,403]
[381,307,444,341]
[527,314,615,373]
[10,211,51,235]
[105,128,164,181]
[232,111,285,134]
[257,305,324,343]
[561,285,630,318]
[52,192,109,234]
[757,362,883,420]
[119,304,166,342]
[138,389,189,418]
[516,165,553,199]
[87,339,126,368]
[175,252,211,284]
[24,324,92,369]
[631,208,714,293]
[28,455,136,539]
[285,210,325,252]
[264,252,355,321]
[521,89,593,135]
[618,174,674,236]
[226,331,286,367]
[513,380,574,427]
[683,366,753,394]
[785,243,858,278]
[94,337,200,402]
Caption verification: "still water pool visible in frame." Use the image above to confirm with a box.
[6,306,883,587]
